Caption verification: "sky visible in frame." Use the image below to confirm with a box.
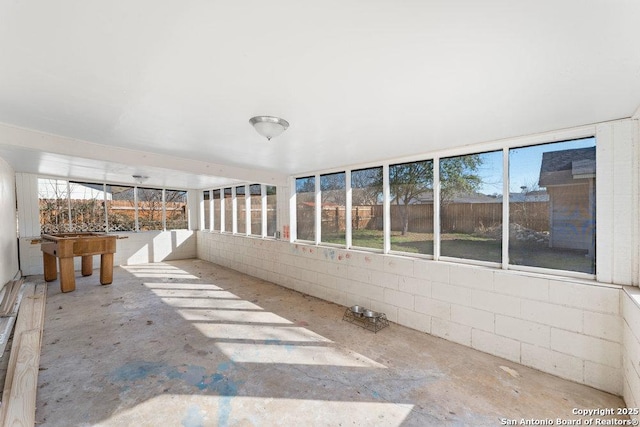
[475,137,596,195]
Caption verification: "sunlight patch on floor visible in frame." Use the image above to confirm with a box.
[176,308,294,324]
[148,288,241,299]
[100,395,412,426]
[158,297,262,310]
[193,323,332,343]
[215,342,386,368]
[123,264,199,279]
[143,282,224,290]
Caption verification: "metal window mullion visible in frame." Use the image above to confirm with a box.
[220,192,226,232]
[209,189,214,232]
[66,180,72,232]
[290,177,297,242]
[502,149,510,270]
[103,183,109,233]
[261,184,267,237]
[198,190,205,231]
[383,164,390,254]
[315,175,321,244]
[162,189,167,231]
[433,158,440,260]
[245,185,251,236]
[134,186,139,232]
[232,187,237,234]
[345,171,352,249]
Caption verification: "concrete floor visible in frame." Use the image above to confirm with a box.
[33,259,627,426]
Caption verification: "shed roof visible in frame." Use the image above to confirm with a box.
[539,147,595,186]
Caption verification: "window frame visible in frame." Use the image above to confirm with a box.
[288,131,597,280]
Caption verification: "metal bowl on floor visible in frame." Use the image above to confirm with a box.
[350,305,367,317]
[363,309,382,318]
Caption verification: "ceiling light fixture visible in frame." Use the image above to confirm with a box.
[132,174,149,184]
[249,116,289,141]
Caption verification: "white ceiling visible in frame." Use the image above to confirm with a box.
[0,0,639,189]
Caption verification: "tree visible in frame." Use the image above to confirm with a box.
[386,155,483,235]
[439,155,483,203]
[320,172,346,205]
[388,161,433,235]
[351,167,383,206]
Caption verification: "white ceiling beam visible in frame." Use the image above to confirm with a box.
[0,122,287,186]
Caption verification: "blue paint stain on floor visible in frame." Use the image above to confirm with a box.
[111,360,242,425]
[174,365,207,387]
[216,361,231,371]
[110,361,166,382]
[181,405,204,427]
[111,361,241,392]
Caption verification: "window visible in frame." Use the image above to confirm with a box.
[105,185,135,231]
[320,172,346,245]
[38,178,71,234]
[38,179,187,233]
[389,160,434,255]
[351,167,383,249]
[509,138,595,274]
[440,151,503,263]
[213,189,221,231]
[250,184,262,236]
[137,188,164,231]
[296,176,315,241]
[236,186,246,234]
[68,181,106,232]
[224,188,233,232]
[203,190,210,230]
[165,189,188,230]
[266,185,277,237]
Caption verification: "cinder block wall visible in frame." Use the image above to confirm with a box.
[197,231,624,395]
[622,288,640,420]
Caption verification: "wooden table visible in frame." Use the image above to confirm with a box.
[41,233,117,293]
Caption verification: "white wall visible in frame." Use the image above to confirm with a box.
[0,156,19,289]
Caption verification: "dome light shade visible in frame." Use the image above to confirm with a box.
[249,116,289,140]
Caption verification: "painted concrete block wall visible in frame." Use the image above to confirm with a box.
[596,120,635,286]
[19,230,196,276]
[197,231,624,395]
[622,287,640,421]
[0,156,19,288]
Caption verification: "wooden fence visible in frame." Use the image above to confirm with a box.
[298,202,549,234]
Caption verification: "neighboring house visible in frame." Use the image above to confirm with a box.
[507,190,549,203]
[539,147,595,256]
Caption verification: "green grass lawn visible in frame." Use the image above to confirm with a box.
[326,229,593,273]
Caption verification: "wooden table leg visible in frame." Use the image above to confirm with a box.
[81,255,93,276]
[43,253,57,282]
[100,253,114,285]
[59,257,76,293]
